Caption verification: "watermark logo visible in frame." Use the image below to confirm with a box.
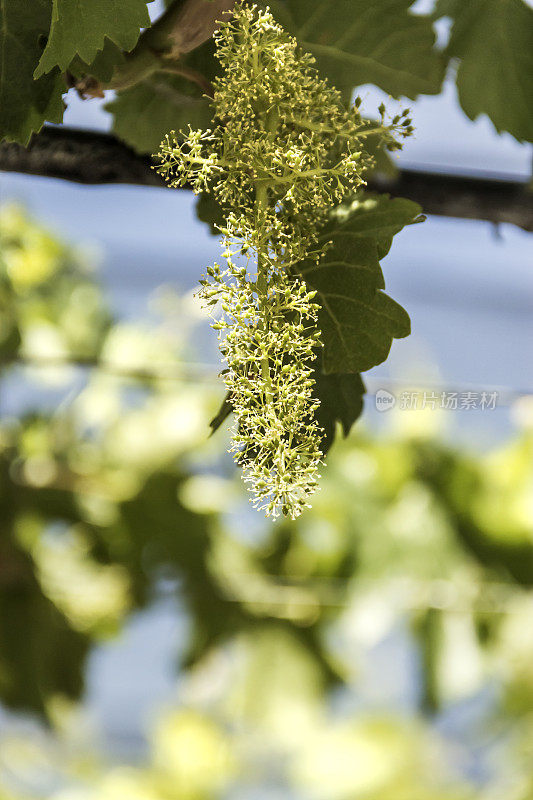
[375,389,396,412]
[373,388,499,412]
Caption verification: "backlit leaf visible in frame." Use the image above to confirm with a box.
[438,0,533,142]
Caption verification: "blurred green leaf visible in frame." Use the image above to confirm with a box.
[2,202,533,789]
[414,442,533,588]
[0,0,64,144]
[438,0,533,142]
[282,0,445,99]
[0,512,89,718]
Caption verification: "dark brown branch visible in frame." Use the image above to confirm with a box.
[1,126,532,231]
[143,0,236,58]
[369,170,533,232]
[0,127,163,187]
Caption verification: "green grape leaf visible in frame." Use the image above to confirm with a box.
[439,0,533,142]
[313,367,365,452]
[35,0,151,78]
[298,194,422,375]
[331,193,425,259]
[196,191,226,235]
[68,38,126,83]
[312,281,410,375]
[106,72,213,153]
[0,0,65,144]
[106,38,217,153]
[283,0,444,99]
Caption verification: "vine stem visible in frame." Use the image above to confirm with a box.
[255,181,273,405]
[251,30,278,412]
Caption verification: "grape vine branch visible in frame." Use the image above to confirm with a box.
[1,127,531,231]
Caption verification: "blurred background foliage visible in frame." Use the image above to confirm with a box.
[1,206,533,798]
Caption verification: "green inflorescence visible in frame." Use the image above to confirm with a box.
[157,2,412,519]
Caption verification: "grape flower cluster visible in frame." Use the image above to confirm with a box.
[157,2,411,518]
